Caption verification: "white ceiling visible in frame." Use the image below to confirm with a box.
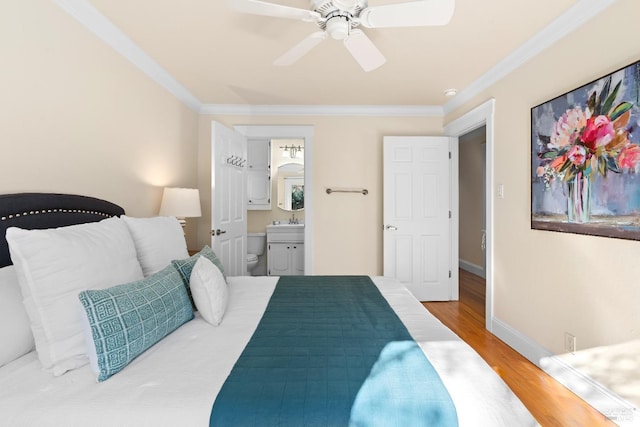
[72,0,593,108]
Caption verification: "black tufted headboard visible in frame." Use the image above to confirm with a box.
[0,193,125,268]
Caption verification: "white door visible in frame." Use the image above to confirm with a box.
[292,243,305,275]
[268,243,291,276]
[211,122,247,276]
[383,136,452,301]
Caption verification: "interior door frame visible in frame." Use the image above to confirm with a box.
[444,99,495,332]
[234,125,314,275]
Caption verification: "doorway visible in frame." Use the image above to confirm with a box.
[445,99,495,331]
[458,126,487,279]
[458,126,487,324]
[234,125,314,274]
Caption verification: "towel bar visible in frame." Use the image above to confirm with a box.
[326,188,368,195]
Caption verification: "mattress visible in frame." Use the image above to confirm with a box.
[0,276,537,426]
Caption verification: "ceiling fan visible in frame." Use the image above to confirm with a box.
[230,0,455,72]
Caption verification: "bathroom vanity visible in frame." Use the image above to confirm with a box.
[266,224,304,276]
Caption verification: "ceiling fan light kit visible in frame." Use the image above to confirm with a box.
[325,15,351,40]
[231,0,455,72]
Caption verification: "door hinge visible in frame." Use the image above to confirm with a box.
[448,211,451,219]
[449,270,452,278]
[448,151,451,159]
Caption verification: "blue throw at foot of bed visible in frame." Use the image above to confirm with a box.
[209,275,458,427]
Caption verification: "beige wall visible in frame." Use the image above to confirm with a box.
[197,115,443,275]
[447,0,640,353]
[459,127,485,268]
[1,1,199,248]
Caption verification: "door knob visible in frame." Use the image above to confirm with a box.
[211,229,227,236]
[384,225,398,231]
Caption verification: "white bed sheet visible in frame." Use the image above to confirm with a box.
[0,276,537,426]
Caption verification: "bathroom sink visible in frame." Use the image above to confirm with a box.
[267,223,304,239]
[267,223,304,244]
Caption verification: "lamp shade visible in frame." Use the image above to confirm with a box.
[159,187,201,218]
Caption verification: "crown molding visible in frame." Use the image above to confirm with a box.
[443,0,620,116]
[54,0,441,117]
[56,0,618,118]
[54,0,203,112]
[200,104,443,117]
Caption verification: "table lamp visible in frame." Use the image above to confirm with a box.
[159,187,201,227]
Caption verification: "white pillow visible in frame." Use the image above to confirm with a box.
[122,215,189,277]
[0,266,34,367]
[190,256,228,326]
[6,217,144,376]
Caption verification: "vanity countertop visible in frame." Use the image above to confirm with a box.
[266,223,304,242]
[267,223,304,229]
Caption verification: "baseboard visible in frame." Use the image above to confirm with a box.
[458,259,485,278]
[540,355,639,426]
[491,317,640,426]
[491,317,553,367]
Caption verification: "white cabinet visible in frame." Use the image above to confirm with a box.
[247,138,271,210]
[267,225,304,276]
[268,242,304,276]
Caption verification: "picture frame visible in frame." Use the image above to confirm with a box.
[531,60,640,240]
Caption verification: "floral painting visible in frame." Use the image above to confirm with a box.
[531,60,640,239]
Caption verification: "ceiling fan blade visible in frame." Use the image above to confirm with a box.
[229,0,320,21]
[343,29,386,72]
[274,31,327,66]
[359,0,455,28]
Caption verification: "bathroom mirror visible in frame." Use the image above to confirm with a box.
[276,163,304,211]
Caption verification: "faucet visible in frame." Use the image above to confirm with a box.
[289,212,297,224]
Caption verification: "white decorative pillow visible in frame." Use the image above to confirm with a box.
[0,266,34,367]
[122,215,189,277]
[190,256,228,326]
[6,217,144,376]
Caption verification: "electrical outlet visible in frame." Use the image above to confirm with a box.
[564,332,576,353]
[497,184,504,199]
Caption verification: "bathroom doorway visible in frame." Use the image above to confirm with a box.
[235,125,314,275]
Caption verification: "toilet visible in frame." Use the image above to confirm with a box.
[246,232,266,275]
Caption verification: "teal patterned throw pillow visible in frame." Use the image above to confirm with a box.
[78,265,193,382]
[172,245,227,286]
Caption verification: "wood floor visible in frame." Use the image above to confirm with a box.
[423,269,616,427]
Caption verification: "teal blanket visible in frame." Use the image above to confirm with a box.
[210,276,458,427]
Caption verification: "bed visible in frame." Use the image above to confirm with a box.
[0,193,538,426]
